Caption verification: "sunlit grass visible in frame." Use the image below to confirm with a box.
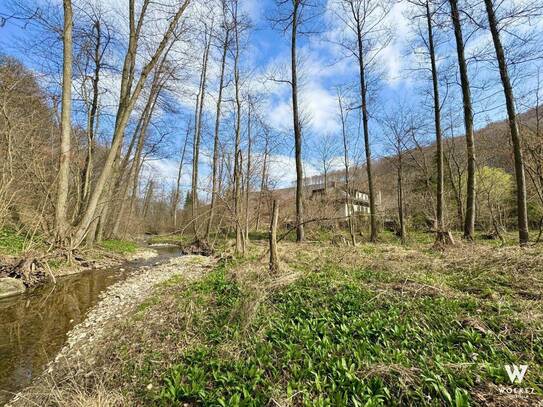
[99,239,138,255]
[104,240,543,406]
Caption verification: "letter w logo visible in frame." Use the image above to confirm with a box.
[505,365,528,384]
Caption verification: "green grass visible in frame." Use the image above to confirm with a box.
[90,240,543,406]
[152,264,541,406]
[0,228,30,256]
[100,239,138,255]
[101,242,539,407]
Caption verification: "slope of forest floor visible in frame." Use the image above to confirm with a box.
[8,233,543,406]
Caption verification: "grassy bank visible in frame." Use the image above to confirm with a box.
[62,237,541,407]
[99,239,139,255]
[0,227,140,257]
[0,228,145,279]
[0,228,43,256]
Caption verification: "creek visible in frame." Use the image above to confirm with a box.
[0,245,182,405]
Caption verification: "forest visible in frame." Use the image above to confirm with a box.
[1,0,543,406]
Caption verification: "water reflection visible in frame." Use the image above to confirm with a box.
[0,269,128,404]
[0,245,182,405]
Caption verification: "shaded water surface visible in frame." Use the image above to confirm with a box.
[0,245,181,405]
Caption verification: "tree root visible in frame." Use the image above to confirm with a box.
[0,255,48,287]
[180,239,214,256]
[433,231,455,250]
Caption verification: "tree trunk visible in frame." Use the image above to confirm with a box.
[245,101,252,245]
[354,8,377,242]
[81,19,102,215]
[255,137,269,232]
[449,0,476,240]
[94,184,111,244]
[291,0,305,242]
[141,179,154,219]
[173,124,190,229]
[339,92,356,246]
[397,156,406,244]
[426,1,447,241]
[71,0,191,248]
[55,0,73,243]
[233,2,243,254]
[269,199,279,274]
[484,0,529,245]
[205,24,229,239]
[111,76,162,238]
[445,154,464,229]
[191,30,212,237]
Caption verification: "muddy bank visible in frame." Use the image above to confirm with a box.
[0,247,158,298]
[5,254,213,406]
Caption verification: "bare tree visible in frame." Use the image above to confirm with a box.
[335,0,393,242]
[444,111,467,230]
[271,0,318,242]
[231,0,245,254]
[206,0,232,240]
[172,120,191,229]
[424,0,453,244]
[76,10,112,218]
[448,0,476,241]
[191,19,213,238]
[255,123,273,232]
[55,0,73,244]
[109,51,174,239]
[71,0,192,248]
[337,89,356,245]
[244,96,254,245]
[520,69,543,241]
[315,132,338,191]
[407,0,454,244]
[381,104,414,243]
[484,0,529,245]
[269,199,279,273]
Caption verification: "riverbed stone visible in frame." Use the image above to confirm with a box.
[0,277,26,299]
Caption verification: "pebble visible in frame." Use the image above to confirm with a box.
[7,255,213,406]
[44,257,209,371]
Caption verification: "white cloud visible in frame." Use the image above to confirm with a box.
[266,154,320,188]
[301,84,340,134]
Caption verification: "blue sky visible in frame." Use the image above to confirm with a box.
[1,0,542,190]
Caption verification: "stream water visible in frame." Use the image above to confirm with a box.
[0,245,182,405]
